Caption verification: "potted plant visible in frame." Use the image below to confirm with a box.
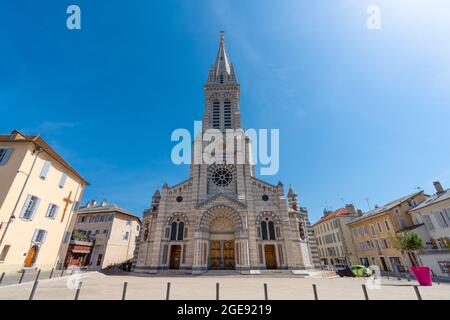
[390,231,432,286]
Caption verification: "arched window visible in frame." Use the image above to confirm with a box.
[143,223,149,241]
[268,221,276,240]
[170,221,185,241]
[261,221,268,240]
[212,101,220,129]
[170,222,177,240]
[260,219,276,241]
[224,100,231,129]
[219,74,224,83]
[177,222,185,241]
[298,220,306,241]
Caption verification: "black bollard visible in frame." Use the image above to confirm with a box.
[74,281,83,300]
[34,269,41,282]
[216,283,219,300]
[60,268,65,277]
[362,284,369,300]
[413,285,422,300]
[49,268,54,279]
[312,284,318,300]
[18,270,26,284]
[263,283,268,300]
[0,272,5,285]
[29,280,39,300]
[166,282,171,300]
[122,282,128,300]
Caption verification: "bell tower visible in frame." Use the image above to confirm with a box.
[203,31,241,132]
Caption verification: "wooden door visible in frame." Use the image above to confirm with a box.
[24,245,37,268]
[169,245,181,269]
[210,240,220,269]
[264,245,277,269]
[223,240,235,270]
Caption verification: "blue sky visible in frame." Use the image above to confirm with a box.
[2,1,450,222]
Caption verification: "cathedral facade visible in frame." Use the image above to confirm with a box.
[134,33,319,273]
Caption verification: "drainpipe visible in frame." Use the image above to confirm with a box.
[0,147,42,249]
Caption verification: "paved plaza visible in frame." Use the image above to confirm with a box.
[0,271,449,300]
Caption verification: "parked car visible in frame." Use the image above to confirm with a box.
[350,265,373,277]
[333,263,347,271]
[336,265,355,277]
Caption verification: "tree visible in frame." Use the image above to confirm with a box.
[71,229,88,242]
[390,231,424,266]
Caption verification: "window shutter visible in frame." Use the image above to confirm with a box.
[59,173,68,188]
[0,148,13,165]
[31,229,39,242]
[41,230,48,243]
[20,195,33,219]
[53,205,59,219]
[39,160,51,179]
[29,197,41,221]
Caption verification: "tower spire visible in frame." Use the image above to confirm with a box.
[207,31,237,84]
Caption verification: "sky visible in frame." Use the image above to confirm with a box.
[1,0,450,223]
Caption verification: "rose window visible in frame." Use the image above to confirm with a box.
[211,168,233,187]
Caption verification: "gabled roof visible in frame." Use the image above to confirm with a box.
[348,191,424,224]
[0,130,88,185]
[196,192,247,209]
[409,189,450,212]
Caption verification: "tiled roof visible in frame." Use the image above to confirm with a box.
[348,191,424,225]
[313,207,357,226]
[77,203,141,223]
[409,189,450,212]
[0,131,88,184]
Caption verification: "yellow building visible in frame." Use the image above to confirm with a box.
[0,130,88,274]
[347,191,428,272]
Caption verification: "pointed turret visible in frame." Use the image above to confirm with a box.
[287,185,299,210]
[207,31,237,84]
[151,189,161,213]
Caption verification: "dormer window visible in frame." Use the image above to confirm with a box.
[219,74,224,83]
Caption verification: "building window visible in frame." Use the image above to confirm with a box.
[32,229,48,244]
[0,147,13,165]
[261,221,268,240]
[385,220,390,231]
[96,254,103,266]
[59,173,68,188]
[103,229,109,236]
[435,212,449,228]
[20,195,41,221]
[224,100,232,129]
[261,194,269,202]
[170,221,185,241]
[63,231,71,243]
[176,196,183,203]
[260,219,276,240]
[298,221,306,240]
[39,160,51,179]
[126,220,131,226]
[212,101,220,129]
[45,204,59,219]
[123,232,129,241]
[377,222,382,232]
[0,245,11,262]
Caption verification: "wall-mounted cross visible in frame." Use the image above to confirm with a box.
[61,191,73,223]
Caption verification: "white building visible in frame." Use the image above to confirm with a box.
[408,181,450,277]
[66,200,141,270]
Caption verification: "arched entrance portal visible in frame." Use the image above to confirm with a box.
[198,206,244,271]
[24,245,38,268]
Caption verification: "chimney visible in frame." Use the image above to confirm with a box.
[433,181,444,195]
[345,204,355,213]
[357,209,363,216]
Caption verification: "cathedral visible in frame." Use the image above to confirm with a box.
[134,32,319,273]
